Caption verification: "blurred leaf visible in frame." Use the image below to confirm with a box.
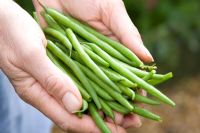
[15,0,34,14]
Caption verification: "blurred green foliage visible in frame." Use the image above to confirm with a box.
[124,0,200,77]
[16,0,200,78]
[16,0,34,14]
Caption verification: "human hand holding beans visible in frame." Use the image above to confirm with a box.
[0,0,153,132]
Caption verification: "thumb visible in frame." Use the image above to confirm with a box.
[22,46,82,113]
[103,1,153,63]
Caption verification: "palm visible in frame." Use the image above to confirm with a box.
[37,0,119,39]
[35,0,153,62]
[60,0,118,40]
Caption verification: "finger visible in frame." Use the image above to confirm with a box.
[137,89,147,108]
[15,80,100,133]
[106,123,127,133]
[67,115,126,133]
[140,89,147,97]
[32,0,63,26]
[21,45,82,113]
[122,114,142,128]
[66,113,126,133]
[105,111,124,125]
[102,1,153,63]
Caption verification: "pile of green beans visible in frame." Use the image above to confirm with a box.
[34,7,175,133]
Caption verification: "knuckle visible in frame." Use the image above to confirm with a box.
[16,87,30,101]
[45,75,65,96]
[59,122,70,132]
[15,83,35,104]
[62,120,97,133]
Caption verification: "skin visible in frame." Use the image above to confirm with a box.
[0,0,153,132]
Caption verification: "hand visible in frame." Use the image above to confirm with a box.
[34,0,153,62]
[0,1,125,133]
[33,0,153,130]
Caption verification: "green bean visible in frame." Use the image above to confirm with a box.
[134,94,160,105]
[55,42,68,52]
[89,80,114,101]
[82,45,110,67]
[82,100,88,112]
[33,11,39,24]
[70,51,85,65]
[107,101,161,121]
[132,104,161,121]
[100,67,137,87]
[147,79,162,85]
[45,8,132,64]
[99,98,115,120]
[117,84,135,100]
[44,28,72,54]
[74,83,92,102]
[74,100,88,113]
[66,28,121,93]
[76,61,133,111]
[76,112,83,118]
[122,95,129,100]
[48,49,91,102]
[81,42,94,50]
[76,35,87,43]
[118,79,137,88]
[143,70,156,81]
[41,12,65,34]
[61,69,92,102]
[100,67,124,82]
[47,40,101,109]
[45,34,60,42]
[106,101,130,115]
[62,46,85,64]
[65,15,144,67]
[89,103,112,133]
[88,43,175,107]
[141,64,157,71]
[46,50,91,102]
[147,74,173,85]
[114,58,173,81]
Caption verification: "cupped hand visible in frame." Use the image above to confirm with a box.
[34,0,153,130]
[34,0,153,62]
[0,1,125,133]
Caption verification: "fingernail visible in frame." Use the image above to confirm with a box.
[62,92,80,113]
[136,39,154,62]
[144,47,154,62]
